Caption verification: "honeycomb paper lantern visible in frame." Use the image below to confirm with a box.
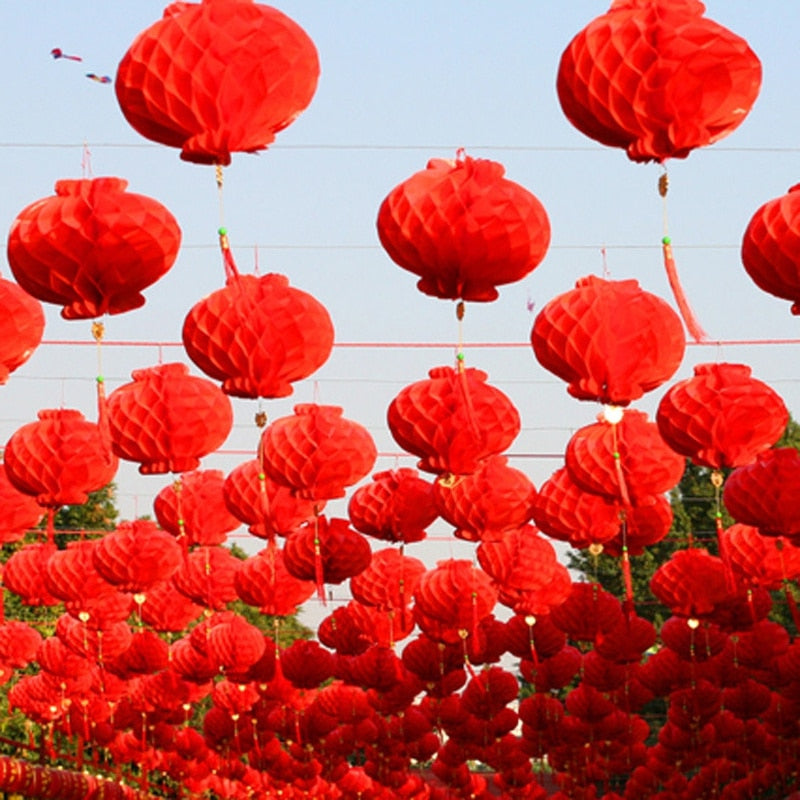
[377,153,550,301]
[115,0,319,165]
[7,177,180,320]
[557,0,761,163]
[106,362,233,475]
[0,277,45,384]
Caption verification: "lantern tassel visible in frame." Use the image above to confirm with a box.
[662,237,707,343]
[219,227,240,283]
[621,545,634,610]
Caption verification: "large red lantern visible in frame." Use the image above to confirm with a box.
[260,404,377,501]
[0,277,44,384]
[7,177,180,320]
[656,363,788,469]
[741,184,800,314]
[565,408,685,504]
[106,362,233,475]
[223,458,320,539]
[377,152,550,301]
[4,409,118,507]
[556,0,761,163]
[182,273,334,399]
[115,0,319,165]
[723,448,800,540]
[387,365,520,475]
[154,469,241,546]
[347,468,437,545]
[531,276,685,405]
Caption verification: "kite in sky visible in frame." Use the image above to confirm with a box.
[51,47,82,61]
[85,73,112,84]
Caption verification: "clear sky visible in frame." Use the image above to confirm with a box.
[2,2,800,628]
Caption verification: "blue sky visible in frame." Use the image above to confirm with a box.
[2,1,800,610]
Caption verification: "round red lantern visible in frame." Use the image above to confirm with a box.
[7,177,180,319]
[223,458,320,539]
[656,363,788,469]
[377,152,550,301]
[387,365,521,475]
[0,277,44,384]
[723,448,800,539]
[0,465,44,545]
[106,362,233,475]
[531,276,685,406]
[260,404,377,501]
[433,455,536,542]
[650,548,733,619]
[565,408,685,503]
[347,468,437,544]
[93,519,183,593]
[556,0,761,163]
[183,273,334,399]
[172,545,241,610]
[4,409,118,507]
[154,469,241,546]
[742,184,800,314]
[722,523,800,590]
[115,0,319,165]
[234,543,315,616]
[3,542,60,606]
[350,547,426,613]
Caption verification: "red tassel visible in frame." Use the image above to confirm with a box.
[662,238,708,343]
[610,421,632,507]
[313,517,326,604]
[219,227,240,282]
[621,546,634,608]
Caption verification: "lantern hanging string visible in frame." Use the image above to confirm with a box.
[216,164,239,281]
[659,168,708,343]
[92,321,111,449]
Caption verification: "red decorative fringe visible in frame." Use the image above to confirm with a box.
[662,239,708,343]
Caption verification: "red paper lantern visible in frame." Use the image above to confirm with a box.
[223,458,320,539]
[283,516,371,585]
[377,152,550,301]
[549,582,624,643]
[477,525,572,617]
[656,363,788,469]
[602,494,674,557]
[183,273,334,399]
[260,404,377,501]
[347,468,437,545]
[139,579,205,633]
[93,519,183,592]
[115,0,319,165]
[742,184,800,314]
[154,469,241,546]
[234,544,315,616]
[532,467,622,549]
[723,448,800,539]
[556,0,761,163]
[3,542,59,606]
[172,545,241,610]
[106,362,233,475]
[433,455,536,542]
[0,465,44,545]
[4,409,118,507]
[7,177,180,319]
[650,548,733,619]
[565,408,684,503]
[0,277,44,384]
[722,523,800,590]
[532,276,685,405]
[350,548,426,612]
[387,365,521,475]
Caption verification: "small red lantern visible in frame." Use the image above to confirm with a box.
[650,548,733,619]
[347,468,437,544]
[234,544,315,616]
[723,448,800,539]
[7,177,180,319]
[0,277,44,384]
[106,362,233,475]
[223,458,320,539]
[656,363,788,469]
[377,152,550,301]
[154,469,241,546]
[260,404,377,501]
[350,547,426,613]
[4,409,118,507]
[557,0,761,163]
[115,0,319,165]
[0,465,44,545]
[387,365,521,476]
[565,408,685,503]
[531,276,685,406]
[433,455,536,542]
[742,184,800,314]
[172,545,241,610]
[183,273,334,399]
[3,542,60,606]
